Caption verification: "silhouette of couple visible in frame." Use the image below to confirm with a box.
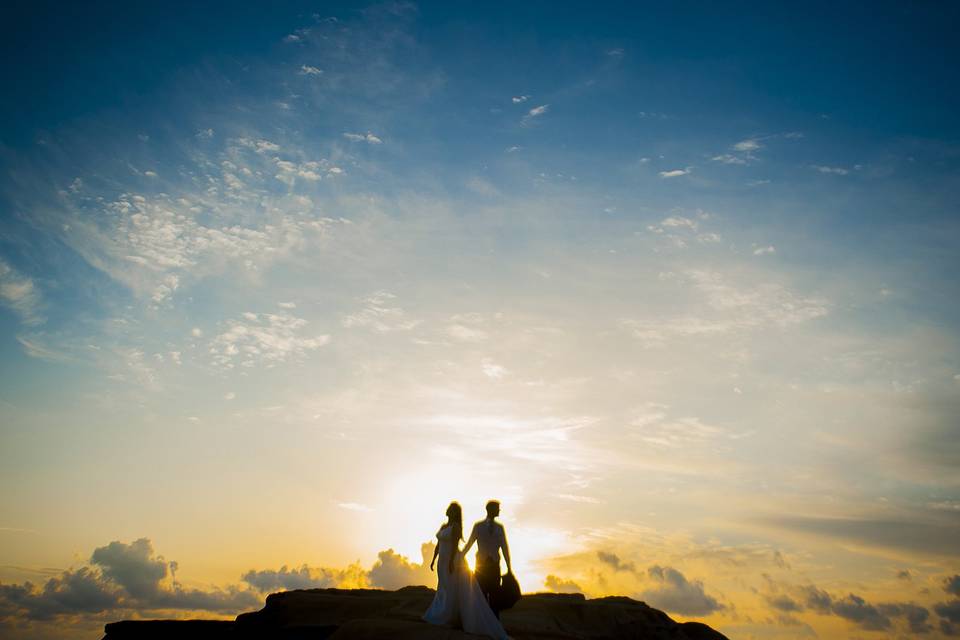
[423,500,513,639]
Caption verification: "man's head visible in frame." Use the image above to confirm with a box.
[486,500,500,518]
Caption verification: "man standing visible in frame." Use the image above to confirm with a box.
[462,500,512,617]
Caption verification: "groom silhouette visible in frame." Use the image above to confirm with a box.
[462,500,512,618]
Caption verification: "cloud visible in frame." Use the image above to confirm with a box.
[242,544,435,595]
[944,575,960,596]
[555,493,602,504]
[659,216,698,231]
[766,579,934,633]
[465,176,500,198]
[811,165,849,175]
[733,139,762,152]
[631,413,729,449]
[0,259,44,326]
[597,551,636,573]
[658,168,691,178]
[241,563,364,592]
[209,311,330,369]
[512,95,530,103]
[0,537,440,627]
[753,245,776,255]
[0,567,121,621]
[366,545,435,590]
[544,575,583,593]
[446,323,487,342]
[0,539,259,623]
[645,212,723,248]
[522,104,549,125]
[299,65,322,75]
[765,514,960,557]
[710,138,763,165]
[621,269,829,348]
[767,594,803,612]
[640,566,723,616]
[56,176,347,305]
[341,291,418,333]
[481,358,507,379]
[936,600,960,624]
[342,132,383,144]
[830,593,891,631]
[711,154,746,165]
[337,502,373,512]
[90,539,168,600]
[877,602,933,634]
[15,335,68,361]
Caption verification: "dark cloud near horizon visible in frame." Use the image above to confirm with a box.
[241,564,342,592]
[544,575,583,594]
[0,538,259,623]
[0,536,441,628]
[764,578,934,633]
[241,542,436,593]
[0,567,121,621]
[640,565,723,617]
[764,514,960,557]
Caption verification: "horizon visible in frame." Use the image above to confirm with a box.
[1,2,960,639]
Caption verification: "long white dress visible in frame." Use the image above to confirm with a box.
[423,523,509,640]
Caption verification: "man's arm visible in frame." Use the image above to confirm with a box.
[501,525,512,574]
[462,523,479,556]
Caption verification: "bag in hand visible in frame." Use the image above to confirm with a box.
[494,572,521,611]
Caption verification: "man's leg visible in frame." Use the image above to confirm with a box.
[475,556,501,618]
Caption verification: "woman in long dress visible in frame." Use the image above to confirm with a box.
[423,502,509,640]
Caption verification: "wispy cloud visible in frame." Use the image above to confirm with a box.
[0,259,44,326]
[209,311,330,369]
[343,132,383,144]
[522,104,550,125]
[341,291,418,333]
[337,502,373,512]
[659,167,692,178]
[811,165,850,175]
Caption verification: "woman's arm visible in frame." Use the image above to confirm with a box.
[429,538,440,571]
[461,523,478,555]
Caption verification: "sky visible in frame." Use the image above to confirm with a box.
[1,1,959,638]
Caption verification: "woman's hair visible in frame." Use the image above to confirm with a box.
[446,501,463,541]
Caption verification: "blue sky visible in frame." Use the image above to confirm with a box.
[1,2,960,639]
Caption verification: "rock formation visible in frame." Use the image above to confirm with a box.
[102,586,729,639]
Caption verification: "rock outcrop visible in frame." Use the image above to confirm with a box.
[102,586,729,639]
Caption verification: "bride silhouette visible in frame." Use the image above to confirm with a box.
[422,502,509,639]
